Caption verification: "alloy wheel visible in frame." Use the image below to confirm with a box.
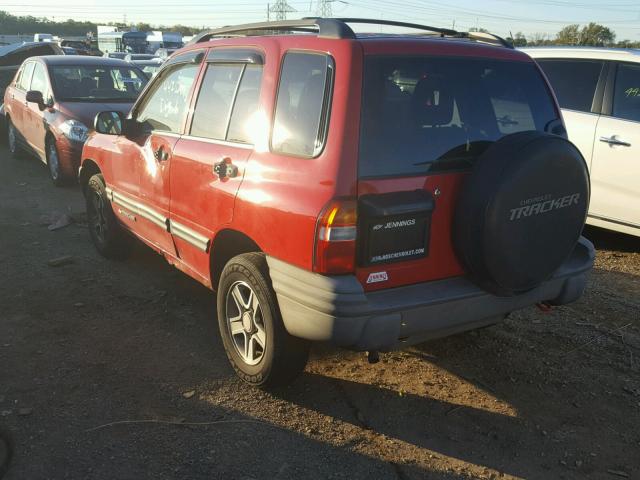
[225,281,266,366]
[48,142,60,181]
[89,190,108,243]
[7,123,17,154]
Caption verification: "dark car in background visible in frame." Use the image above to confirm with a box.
[3,55,147,185]
[0,41,63,95]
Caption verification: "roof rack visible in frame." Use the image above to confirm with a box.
[190,18,513,49]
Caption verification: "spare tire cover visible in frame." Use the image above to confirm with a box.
[454,131,589,296]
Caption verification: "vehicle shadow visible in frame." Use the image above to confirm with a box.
[584,225,639,252]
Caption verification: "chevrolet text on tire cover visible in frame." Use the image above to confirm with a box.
[454,131,590,296]
[79,18,595,387]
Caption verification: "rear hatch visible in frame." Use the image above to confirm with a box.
[356,52,560,291]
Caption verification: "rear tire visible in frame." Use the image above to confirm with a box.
[85,173,131,260]
[217,253,309,388]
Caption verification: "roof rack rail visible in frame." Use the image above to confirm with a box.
[191,18,356,43]
[190,17,513,49]
[457,31,513,49]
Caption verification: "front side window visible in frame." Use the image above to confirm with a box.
[359,56,558,178]
[50,65,147,102]
[136,63,199,133]
[612,63,640,123]
[18,62,35,90]
[536,59,603,113]
[30,63,49,98]
[272,52,333,157]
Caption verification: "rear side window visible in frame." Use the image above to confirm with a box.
[190,63,263,143]
[359,56,558,178]
[227,66,263,143]
[536,59,603,112]
[191,64,243,140]
[272,52,333,157]
[612,62,640,123]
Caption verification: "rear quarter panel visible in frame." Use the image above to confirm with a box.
[231,37,363,270]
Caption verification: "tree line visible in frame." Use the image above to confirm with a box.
[506,22,640,48]
[0,11,201,37]
[1,11,639,48]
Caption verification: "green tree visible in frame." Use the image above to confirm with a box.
[579,22,615,46]
[555,24,580,45]
[507,31,527,47]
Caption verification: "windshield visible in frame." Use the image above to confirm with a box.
[359,56,558,178]
[51,65,147,102]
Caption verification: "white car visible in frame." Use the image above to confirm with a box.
[523,47,640,237]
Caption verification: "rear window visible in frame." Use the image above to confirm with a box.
[51,65,147,102]
[359,56,558,178]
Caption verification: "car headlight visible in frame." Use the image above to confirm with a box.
[59,119,89,143]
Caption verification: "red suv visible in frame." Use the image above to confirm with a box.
[79,19,595,387]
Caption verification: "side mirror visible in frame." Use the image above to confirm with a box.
[26,90,44,107]
[94,111,124,135]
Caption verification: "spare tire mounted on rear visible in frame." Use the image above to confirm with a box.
[454,131,590,296]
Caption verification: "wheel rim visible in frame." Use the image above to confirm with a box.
[48,142,60,180]
[225,281,266,366]
[89,190,108,243]
[7,124,16,153]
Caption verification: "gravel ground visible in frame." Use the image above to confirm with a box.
[0,145,639,480]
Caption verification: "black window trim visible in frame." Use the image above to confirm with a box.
[602,60,640,123]
[206,47,264,65]
[270,50,335,159]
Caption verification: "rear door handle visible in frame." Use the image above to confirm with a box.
[213,157,238,179]
[154,146,169,161]
[599,135,631,147]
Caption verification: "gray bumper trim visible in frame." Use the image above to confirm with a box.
[267,237,595,351]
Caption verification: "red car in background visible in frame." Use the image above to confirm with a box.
[3,55,146,185]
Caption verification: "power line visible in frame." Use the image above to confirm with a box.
[269,0,296,20]
[316,0,332,17]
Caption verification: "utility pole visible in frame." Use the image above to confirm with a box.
[316,0,332,17]
[269,0,295,21]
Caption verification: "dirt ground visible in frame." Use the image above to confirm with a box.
[0,144,639,480]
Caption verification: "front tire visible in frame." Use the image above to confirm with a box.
[85,173,131,259]
[7,119,21,158]
[217,253,309,388]
[46,137,66,186]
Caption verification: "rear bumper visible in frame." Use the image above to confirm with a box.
[267,236,595,351]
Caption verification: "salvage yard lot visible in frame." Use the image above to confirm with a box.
[0,146,639,480]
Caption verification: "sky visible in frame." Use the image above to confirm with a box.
[3,0,640,41]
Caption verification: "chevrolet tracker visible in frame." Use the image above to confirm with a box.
[79,18,595,387]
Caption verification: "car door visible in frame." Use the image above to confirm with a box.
[7,61,35,139]
[23,61,51,159]
[535,58,606,168]
[590,61,640,232]
[108,51,203,255]
[169,49,264,282]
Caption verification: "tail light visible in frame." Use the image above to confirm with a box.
[314,198,357,274]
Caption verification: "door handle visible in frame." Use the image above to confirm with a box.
[213,156,238,179]
[153,146,169,161]
[599,135,631,147]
